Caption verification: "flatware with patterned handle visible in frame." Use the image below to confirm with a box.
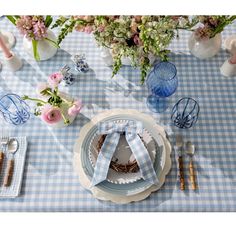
[176,135,185,190]
[186,141,197,190]
[3,138,18,187]
[0,151,4,176]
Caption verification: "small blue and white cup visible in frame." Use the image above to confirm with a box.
[71,54,89,73]
[60,65,76,86]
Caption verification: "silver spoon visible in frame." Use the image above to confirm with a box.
[3,138,19,187]
[186,141,197,190]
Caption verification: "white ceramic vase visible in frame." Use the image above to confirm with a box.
[23,30,57,61]
[41,93,76,129]
[99,47,156,66]
[188,33,222,59]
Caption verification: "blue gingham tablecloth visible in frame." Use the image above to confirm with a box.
[0,17,236,212]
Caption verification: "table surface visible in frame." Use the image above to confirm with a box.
[0,17,236,212]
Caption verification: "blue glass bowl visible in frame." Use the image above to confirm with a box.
[0,94,30,125]
[171,97,200,129]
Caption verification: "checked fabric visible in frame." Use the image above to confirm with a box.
[91,120,159,186]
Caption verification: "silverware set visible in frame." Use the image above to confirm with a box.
[0,136,19,187]
[176,135,197,191]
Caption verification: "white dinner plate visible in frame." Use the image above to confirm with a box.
[73,108,172,203]
[74,109,171,198]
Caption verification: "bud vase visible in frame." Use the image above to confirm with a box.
[188,33,222,59]
[23,30,57,61]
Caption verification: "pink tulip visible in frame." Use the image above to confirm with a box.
[68,100,83,116]
[48,72,63,88]
[41,104,62,124]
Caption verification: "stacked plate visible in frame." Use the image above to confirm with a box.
[73,109,172,204]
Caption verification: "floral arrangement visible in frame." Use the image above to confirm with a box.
[54,15,193,83]
[22,72,82,126]
[191,16,236,41]
[7,15,59,60]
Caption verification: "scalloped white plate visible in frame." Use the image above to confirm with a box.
[73,109,172,204]
[88,119,156,184]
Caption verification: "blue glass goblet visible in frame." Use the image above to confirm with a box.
[0,94,30,125]
[146,61,178,113]
[171,97,200,129]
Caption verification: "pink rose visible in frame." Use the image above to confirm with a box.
[41,104,62,124]
[133,35,142,46]
[48,72,63,88]
[68,100,83,116]
[98,25,105,32]
[83,26,93,34]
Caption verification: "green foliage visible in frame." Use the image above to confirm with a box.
[55,17,76,45]
[53,15,236,83]
[51,16,68,29]
[45,15,53,28]
[6,16,17,25]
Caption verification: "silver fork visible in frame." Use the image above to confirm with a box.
[1,136,9,152]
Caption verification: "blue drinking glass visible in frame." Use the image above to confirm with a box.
[0,94,30,125]
[171,97,200,129]
[146,61,178,113]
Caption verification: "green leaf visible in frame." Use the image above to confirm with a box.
[45,15,53,28]
[51,16,69,29]
[44,37,60,48]
[40,88,52,96]
[32,40,40,61]
[6,16,16,25]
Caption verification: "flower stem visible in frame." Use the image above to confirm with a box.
[22,96,47,105]
[60,111,70,125]
[60,97,74,106]
[47,90,57,98]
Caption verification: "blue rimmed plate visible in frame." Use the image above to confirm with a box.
[79,114,166,196]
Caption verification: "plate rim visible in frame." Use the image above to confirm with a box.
[73,109,171,198]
